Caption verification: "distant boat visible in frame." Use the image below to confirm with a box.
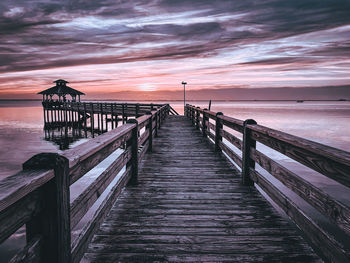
[296,100,304,103]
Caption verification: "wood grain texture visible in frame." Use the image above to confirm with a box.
[9,235,41,263]
[72,166,132,263]
[250,147,350,236]
[218,141,242,168]
[64,123,134,185]
[0,191,40,243]
[0,169,53,214]
[70,147,132,229]
[220,129,242,150]
[249,168,350,262]
[83,115,319,262]
[248,124,350,188]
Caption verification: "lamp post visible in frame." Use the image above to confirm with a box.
[182,81,187,107]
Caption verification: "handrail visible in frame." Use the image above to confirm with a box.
[0,104,170,263]
[185,104,350,262]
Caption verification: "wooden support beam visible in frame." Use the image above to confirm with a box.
[202,109,208,137]
[126,119,138,185]
[146,112,153,152]
[23,153,71,263]
[241,119,257,186]
[215,112,223,152]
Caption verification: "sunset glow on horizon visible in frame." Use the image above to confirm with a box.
[0,1,350,99]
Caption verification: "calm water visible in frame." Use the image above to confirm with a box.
[0,100,349,261]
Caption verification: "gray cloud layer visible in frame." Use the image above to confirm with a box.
[1,0,350,73]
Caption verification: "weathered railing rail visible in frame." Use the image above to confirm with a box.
[42,101,178,136]
[0,105,169,263]
[185,104,350,262]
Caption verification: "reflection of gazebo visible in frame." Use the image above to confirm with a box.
[38,79,85,102]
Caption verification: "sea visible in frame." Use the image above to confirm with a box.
[0,100,349,261]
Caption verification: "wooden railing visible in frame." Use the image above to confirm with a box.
[0,105,169,263]
[185,104,350,262]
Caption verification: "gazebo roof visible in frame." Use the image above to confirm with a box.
[38,80,85,96]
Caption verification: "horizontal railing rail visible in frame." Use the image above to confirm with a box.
[0,104,169,263]
[185,104,350,262]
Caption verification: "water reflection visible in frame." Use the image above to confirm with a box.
[44,126,86,150]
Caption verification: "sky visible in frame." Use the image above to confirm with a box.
[1,0,350,99]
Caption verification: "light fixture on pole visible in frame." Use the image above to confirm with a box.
[182,81,187,106]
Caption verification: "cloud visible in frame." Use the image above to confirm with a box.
[0,0,350,96]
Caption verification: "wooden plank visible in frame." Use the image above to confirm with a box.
[249,124,350,188]
[136,115,150,131]
[0,191,40,244]
[250,147,350,236]
[0,169,53,213]
[64,123,134,184]
[9,235,41,263]
[220,129,242,150]
[218,141,242,168]
[84,116,319,262]
[219,115,244,133]
[242,119,257,186]
[70,147,132,229]
[71,166,132,263]
[24,153,71,263]
[138,129,149,146]
[208,121,215,131]
[138,141,150,162]
[249,168,350,262]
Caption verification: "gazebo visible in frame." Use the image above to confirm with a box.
[38,79,85,102]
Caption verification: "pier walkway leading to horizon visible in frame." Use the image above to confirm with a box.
[82,115,319,262]
[1,102,349,263]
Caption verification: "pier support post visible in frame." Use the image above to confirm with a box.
[90,103,94,137]
[136,103,140,117]
[146,111,153,152]
[155,111,158,137]
[196,107,200,129]
[215,112,223,152]
[127,119,139,185]
[202,108,208,137]
[23,153,71,263]
[242,119,257,186]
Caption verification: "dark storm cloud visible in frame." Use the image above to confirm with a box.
[1,0,350,73]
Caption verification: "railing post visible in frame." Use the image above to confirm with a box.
[23,153,71,263]
[215,112,223,152]
[136,103,140,117]
[185,104,188,117]
[157,109,161,129]
[196,107,200,130]
[191,107,195,125]
[146,111,153,152]
[126,119,139,185]
[202,108,208,137]
[155,110,158,137]
[242,119,257,186]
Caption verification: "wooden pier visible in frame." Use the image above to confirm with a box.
[0,103,349,262]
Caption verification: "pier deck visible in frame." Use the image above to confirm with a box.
[83,116,320,262]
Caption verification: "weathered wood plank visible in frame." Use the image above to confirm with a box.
[70,147,131,229]
[249,168,350,262]
[84,115,320,262]
[64,123,134,184]
[0,170,53,214]
[220,129,242,150]
[250,147,350,236]
[249,124,350,188]
[218,141,242,168]
[9,235,41,263]
[0,191,40,243]
[71,166,132,263]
